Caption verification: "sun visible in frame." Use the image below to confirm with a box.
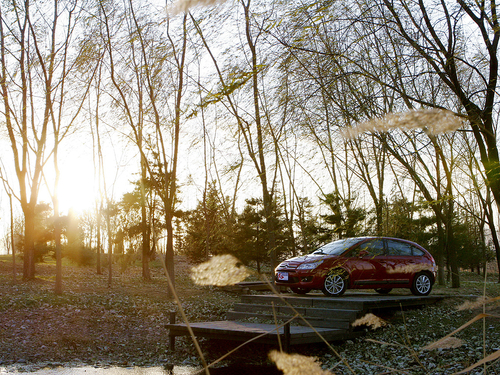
[56,160,101,215]
[53,148,135,216]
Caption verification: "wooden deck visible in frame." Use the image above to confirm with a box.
[166,291,446,350]
[167,320,356,346]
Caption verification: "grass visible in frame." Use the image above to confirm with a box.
[0,255,499,374]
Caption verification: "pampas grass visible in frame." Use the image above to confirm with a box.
[352,313,388,330]
[386,264,433,274]
[269,351,333,375]
[422,336,464,350]
[343,109,463,138]
[456,295,500,311]
[190,254,252,286]
[168,0,227,14]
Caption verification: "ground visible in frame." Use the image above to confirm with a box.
[0,256,499,374]
[0,256,238,370]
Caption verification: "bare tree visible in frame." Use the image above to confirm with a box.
[191,0,282,270]
[45,1,94,294]
[155,13,188,296]
[125,2,189,292]
[272,0,500,286]
[0,166,16,282]
[96,0,189,291]
[0,0,89,280]
[98,0,154,280]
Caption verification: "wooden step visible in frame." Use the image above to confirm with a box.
[167,321,360,347]
[240,293,445,311]
[167,293,446,351]
[240,294,365,311]
[228,302,359,327]
[231,303,359,320]
[226,311,351,329]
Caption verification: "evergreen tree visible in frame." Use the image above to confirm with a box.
[182,182,232,262]
[319,192,366,240]
[382,196,436,247]
[232,198,293,272]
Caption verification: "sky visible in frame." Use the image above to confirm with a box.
[0,128,210,255]
[0,0,235,255]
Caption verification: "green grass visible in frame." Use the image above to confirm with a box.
[433,269,500,297]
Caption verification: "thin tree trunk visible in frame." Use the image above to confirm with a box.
[107,207,113,288]
[9,193,16,283]
[96,203,102,275]
[243,0,277,271]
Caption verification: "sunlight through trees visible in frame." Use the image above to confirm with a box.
[0,0,499,290]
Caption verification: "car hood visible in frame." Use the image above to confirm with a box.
[289,254,326,263]
[278,253,335,269]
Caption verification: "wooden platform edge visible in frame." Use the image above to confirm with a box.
[166,320,360,351]
[165,294,448,352]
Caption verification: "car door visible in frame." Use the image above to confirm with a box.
[382,239,415,285]
[346,239,386,286]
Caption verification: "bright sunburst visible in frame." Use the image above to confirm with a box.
[56,159,101,215]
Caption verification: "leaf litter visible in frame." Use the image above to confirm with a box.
[1,259,500,374]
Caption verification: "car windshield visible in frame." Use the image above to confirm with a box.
[312,238,365,255]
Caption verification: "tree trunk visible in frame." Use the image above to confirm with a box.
[106,207,113,288]
[23,205,36,280]
[140,151,151,281]
[243,0,277,271]
[96,204,102,275]
[54,205,62,295]
[9,194,16,283]
[165,210,175,298]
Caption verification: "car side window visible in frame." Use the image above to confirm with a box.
[387,240,413,256]
[412,246,425,256]
[350,239,386,257]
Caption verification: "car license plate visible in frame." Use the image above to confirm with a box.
[276,271,288,281]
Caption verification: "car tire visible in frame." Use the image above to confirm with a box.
[322,269,348,297]
[410,272,433,296]
[375,288,392,295]
[290,287,311,295]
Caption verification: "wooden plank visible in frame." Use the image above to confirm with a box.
[241,295,315,307]
[241,293,444,311]
[231,303,359,320]
[225,311,351,330]
[232,303,307,316]
[360,295,445,311]
[167,320,356,346]
[167,293,446,350]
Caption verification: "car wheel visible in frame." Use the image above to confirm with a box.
[411,272,432,296]
[322,270,348,297]
[375,288,392,295]
[290,287,311,295]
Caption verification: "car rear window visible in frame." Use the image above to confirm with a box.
[312,238,365,255]
[387,240,425,256]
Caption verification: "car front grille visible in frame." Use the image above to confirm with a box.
[276,262,298,270]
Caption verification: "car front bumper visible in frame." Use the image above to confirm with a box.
[275,270,324,289]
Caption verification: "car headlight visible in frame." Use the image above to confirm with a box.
[297,260,323,270]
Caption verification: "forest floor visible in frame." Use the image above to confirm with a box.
[0,255,500,374]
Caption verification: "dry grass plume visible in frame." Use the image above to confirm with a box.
[352,313,387,330]
[190,254,252,286]
[343,109,463,138]
[168,0,227,13]
[269,351,333,375]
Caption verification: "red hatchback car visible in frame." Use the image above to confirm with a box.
[275,237,437,296]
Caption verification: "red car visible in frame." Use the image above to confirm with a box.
[275,237,437,296]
